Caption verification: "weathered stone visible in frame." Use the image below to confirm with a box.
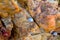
[11,8,40,40]
[1,17,13,31]
[27,0,58,32]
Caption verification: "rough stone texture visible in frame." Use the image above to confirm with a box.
[0,0,59,40]
[11,8,40,40]
[28,0,58,32]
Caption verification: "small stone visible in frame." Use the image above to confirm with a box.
[53,32,57,36]
[28,17,33,22]
[51,31,57,36]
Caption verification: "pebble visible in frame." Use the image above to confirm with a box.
[53,32,57,36]
[51,31,57,36]
[28,17,33,22]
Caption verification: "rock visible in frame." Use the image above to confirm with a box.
[11,8,40,40]
[1,17,13,31]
